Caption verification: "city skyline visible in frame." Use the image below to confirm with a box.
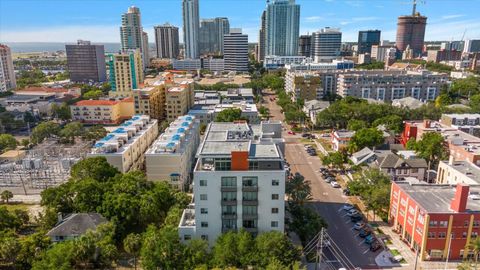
[1,0,480,44]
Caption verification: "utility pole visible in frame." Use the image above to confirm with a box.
[316,227,324,270]
[413,246,419,270]
[444,233,453,270]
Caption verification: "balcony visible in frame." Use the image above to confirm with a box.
[242,199,258,206]
[221,198,237,206]
[222,226,238,233]
[242,185,258,192]
[242,213,258,219]
[243,227,258,233]
[222,212,237,219]
[221,186,237,192]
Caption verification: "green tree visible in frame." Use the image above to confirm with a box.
[0,134,17,152]
[468,237,480,267]
[1,190,13,204]
[286,173,312,205]
[141,225,185,270]
[372,115,403,134]
[60,122,84,143]
[470,94,480,112]
[348,128,384,153]
[83,89,103,99]
[407,132,447,173]
[321,151,348,170]
[21,138,30,148]
[51,103,71,120]
[70,157,119,182]
[215,108,245,122]
[356,60,385,70]
[16,232,52,269]
[435,93,453,108]
[31,121,61,144]
[287,204,327,245]
[451,76,480,97]
[124,233,142,270]
[183,239,210,270]
[255,231,301,268]
[82,125,108,141]
[0,233,21,266]
[347,119,367,131]
[32,240,74,270]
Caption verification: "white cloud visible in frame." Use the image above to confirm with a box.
[305,16,323,22]
[441,14,465,20]
[1,25,120,42]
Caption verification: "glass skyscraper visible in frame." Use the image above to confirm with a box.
[182,0,200,59]
[265,0,300,57]
[357,30,381,54]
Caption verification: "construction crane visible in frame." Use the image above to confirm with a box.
[411,0,426,16]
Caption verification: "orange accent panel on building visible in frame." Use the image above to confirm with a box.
[231,151,249,171]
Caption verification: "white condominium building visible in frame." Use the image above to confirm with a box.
[88,115,158,173]
[179,121,286,245]
[145,115,200,190]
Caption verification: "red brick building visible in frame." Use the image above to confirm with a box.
[390,181,480,261]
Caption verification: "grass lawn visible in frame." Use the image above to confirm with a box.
[390,249,407,263]
[1,203,31,212]
[316,138,333,152]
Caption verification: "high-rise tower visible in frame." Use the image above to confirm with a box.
[265,0,300,56]
[120,7,146,62]
[395,0,427,57]
[182,0,200,59]
[154,24,180,59]
[357,30,381,54]
[256,11,267,61]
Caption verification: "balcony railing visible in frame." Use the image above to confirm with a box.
[221,186,237,192]
[222,212,237,219]
[242,185,258,192]
[221,198,237,206]
[222,226,238,233]
[242,213,258,219]
[243,227,258,233]
[242,199,258,206]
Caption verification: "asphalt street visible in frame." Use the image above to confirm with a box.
[263,90,380,268]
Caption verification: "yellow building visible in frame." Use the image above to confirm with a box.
[70,97,134,125]
[133,84,166,122]
[108,49,144,98]
[165,81,194,122]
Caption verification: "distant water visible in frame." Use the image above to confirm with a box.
[4,42,123,53]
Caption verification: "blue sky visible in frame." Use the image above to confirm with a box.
[1,0,479,43]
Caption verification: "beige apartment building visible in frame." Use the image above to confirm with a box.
[145,115,200,190]
[108,49,144,98]
[133,83,166,122]
[88,115,158,173]
[70,98,134,125]
[285,71,323,102]
[166,82,194,122]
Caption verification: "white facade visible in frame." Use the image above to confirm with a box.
[224,29,249,72]
[154,24,180,59]
[179,122,286,245]
[311,27,342,62]
[145,115,200,190]
[88,115,158,173]
[188,102,259,124]
[172,59,201,71]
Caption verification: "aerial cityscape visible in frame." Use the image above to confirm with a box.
[1,0,480,269]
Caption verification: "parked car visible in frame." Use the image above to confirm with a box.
[347,209,359,216]
[319,168,327,172]
[302,133,311,138]
[370,241,382,251]
[287,131,296,135]
[330,181,340,188]
[324,177,332,183]
[342,204,354,211]
[353,222,366,230]
[343,188,351,196]
[365,235,376,244]
[359,229,372,238]
[326,177,335,183]
[350,215,363,222]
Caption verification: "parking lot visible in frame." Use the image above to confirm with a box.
[285,143,381,268]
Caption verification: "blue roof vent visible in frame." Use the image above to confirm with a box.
[181,122,190,127]
[166,142,176,148]
[172,134,181,141]
[177,128,186,133]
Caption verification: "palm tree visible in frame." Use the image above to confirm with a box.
[286,174,312,206]
[1,190,13,204]
[467,238,480,268]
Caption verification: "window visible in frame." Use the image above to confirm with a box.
[361,88,370,99]
[465,220,470,227]
[463,232,468,238]
[428,232,436,238]
[411,87,421,99]
[200,194,207,200]
[243,205,257,215]
[221,177,237,187]
[215,158,231,171]
[427,87,437,101]
[222,192,237,201]
[272,194,279,200]
[439,232,446,238]
[411,168,419,173]
[392,87,405,100]
[243,176,258,187]
[439,221,448,227]
[474,220,480,227]
[201,235,209,240]
[222,205,236,215]
[184,235,191,240]
[199,180,207,186]
[201,208,208,214]
[377,88,385,100]
[429,220,438,227]
[271,221,279,228]
[472,232,478,238]
[272,208,279,214]
[243,192,257,201]
[243,219,257,228]
[201,222,208,228]
[272,179,279,186]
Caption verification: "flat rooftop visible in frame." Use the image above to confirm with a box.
[396,181,480,213]
[145,115,197,155]
[198,122,280,158]
[440,160,480,184]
